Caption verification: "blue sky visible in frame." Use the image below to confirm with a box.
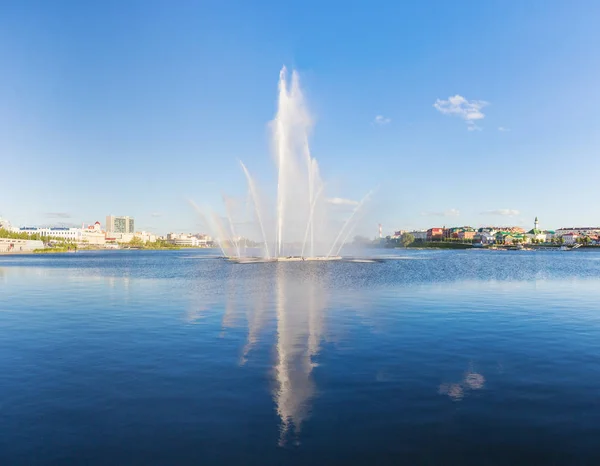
[2,0,599,235]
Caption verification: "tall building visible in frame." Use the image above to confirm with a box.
[106,215,135,234]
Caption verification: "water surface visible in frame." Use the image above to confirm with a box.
[2,249,600,464]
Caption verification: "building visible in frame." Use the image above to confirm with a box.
[457,229,476,241]
[563,233,579,245]
[408,230,428,241]
[482,226,525,234]
[18,227,83,241]
[167,233,201,247]
[495,232,529,244]
[427,228,444,241]
[0,238,44,252]
[106,215,135,234]
[495,232,511,244]
[474,231,496,245]
[194,234,212,246]
[87,221,102,232]
[443,227,476,241]
[135,231,157,243]
[556,227,600,237]
[82,222,106,245]
[526,216,547,243]
[166,233,212,247]
[105,233,134,243]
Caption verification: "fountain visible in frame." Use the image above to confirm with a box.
[197,67,371,261]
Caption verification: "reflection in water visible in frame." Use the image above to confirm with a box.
[274,264,327,446]
[439,364,486,401]
[214,263,496,443]
[218,263,329,446]
[438,383,465,401]
[240,275,270,364]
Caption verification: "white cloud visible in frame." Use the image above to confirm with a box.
[150,212,162,217]
[480,209,520,217]
[421,208,460,217]
[498,126,510,132]
[327,197,359,206]
[373,115,391,125]
[434,95,488,130]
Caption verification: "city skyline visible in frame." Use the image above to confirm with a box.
[3,211,598,241]
[2,2,599,233]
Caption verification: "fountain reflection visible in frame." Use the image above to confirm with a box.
[219,262,329,445]
[273,263,327,445]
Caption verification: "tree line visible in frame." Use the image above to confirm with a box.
[0,228,77,245]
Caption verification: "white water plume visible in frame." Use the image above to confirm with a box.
[196,67,372,259]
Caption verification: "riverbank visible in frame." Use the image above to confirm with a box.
[404,242,474,249]
[33,247,78,254]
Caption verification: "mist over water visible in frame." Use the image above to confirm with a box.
[194,68,370,259]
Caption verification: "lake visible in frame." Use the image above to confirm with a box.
[2,249,600,464]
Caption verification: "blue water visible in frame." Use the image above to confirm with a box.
[2,249,600,464]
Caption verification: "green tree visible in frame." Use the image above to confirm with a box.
[400,233,415,248]
[129,236,145,248]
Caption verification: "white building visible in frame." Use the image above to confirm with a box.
[526,217,548,243]
[195,234,212,246]
[135,231,157,243]
[166,233,211,247]
[105,232,134,243]
[562,233,579,245]
[106,215,135,234]
[168,233,201,247]
[475,232,497,245]
[19,227,83,241]
[0,238,44,252]
[81,221,106,245]
[408,230,428,241]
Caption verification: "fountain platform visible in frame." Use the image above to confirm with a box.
[225,256,342,263]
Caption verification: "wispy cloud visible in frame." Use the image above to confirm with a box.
[480,209,520,217]
[421,208,460,217]
[327,197,359,206]
[498,126,510,132]
[434,95,488,131]
[44,212,71,219]
[150,212,162,217]
[373,115,391,125]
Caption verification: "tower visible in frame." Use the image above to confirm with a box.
[378,224,382,239]
[534,216,539,230]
